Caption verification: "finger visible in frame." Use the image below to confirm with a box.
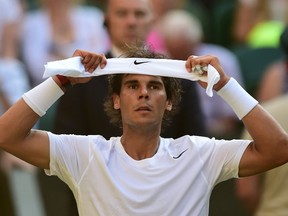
[88,54,107,72]
[185,55,195,72]
[100,54,107,69]
[73,50,94,71]
[86,54,107,72]
[86,56,101,72]
[72,49,85,57]
[82,54,93,66]
[83,54,98,72]
[186,56,207,74]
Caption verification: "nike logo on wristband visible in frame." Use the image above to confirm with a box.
[173,148,189,159]
[134,60,150,65]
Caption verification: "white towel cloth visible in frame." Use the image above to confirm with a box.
[43,57,220,97]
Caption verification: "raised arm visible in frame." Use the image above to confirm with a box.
[239,101,288,176]
[0,50,107,169]
[185,55,288,177]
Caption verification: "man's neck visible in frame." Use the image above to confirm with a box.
[120,128,161,160]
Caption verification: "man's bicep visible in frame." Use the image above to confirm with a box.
[238,141,267,177]
[19,130,50,169]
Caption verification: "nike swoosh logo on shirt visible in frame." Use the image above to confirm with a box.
[173,148,189,159]
[134,60,150,65]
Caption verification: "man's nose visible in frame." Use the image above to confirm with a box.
[138,87,149,99]
[127,13,137,25]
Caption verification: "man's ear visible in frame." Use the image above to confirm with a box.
[166,101,172,111]
[113,94,120,110]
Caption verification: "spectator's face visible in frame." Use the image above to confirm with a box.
[164,34,196,60]
[106,0,154,49]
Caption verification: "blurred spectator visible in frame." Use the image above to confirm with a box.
[146,0,187,54]
[20,0,109,87]
[1,0,23,58]
[159,9,244,138]
[232,0,287,48]
[257,26,288,102]
[147,0,219,48]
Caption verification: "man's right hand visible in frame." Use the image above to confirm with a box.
[56,49,108,86]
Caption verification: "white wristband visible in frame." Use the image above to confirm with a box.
[217,78,258,120]
[22,77,64,116]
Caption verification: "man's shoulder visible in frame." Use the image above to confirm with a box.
[163,135,212,149]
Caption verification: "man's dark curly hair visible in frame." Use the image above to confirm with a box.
[104,45,182,132]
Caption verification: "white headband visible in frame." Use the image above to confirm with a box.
[43,57,220,97]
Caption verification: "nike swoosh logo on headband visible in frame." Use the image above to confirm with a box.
[134,60,150,65]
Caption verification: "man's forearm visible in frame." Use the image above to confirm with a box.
[217,78,288,175]
[0,77,63,149]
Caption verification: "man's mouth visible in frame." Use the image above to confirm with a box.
[135,106,151,111]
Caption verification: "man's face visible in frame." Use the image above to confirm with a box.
[113,74,172,130]
[106,0,154,49]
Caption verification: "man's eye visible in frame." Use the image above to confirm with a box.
[116,10,127,17]
[128,84,137,89]
[135,11,146,18]
[150,85,159,90]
